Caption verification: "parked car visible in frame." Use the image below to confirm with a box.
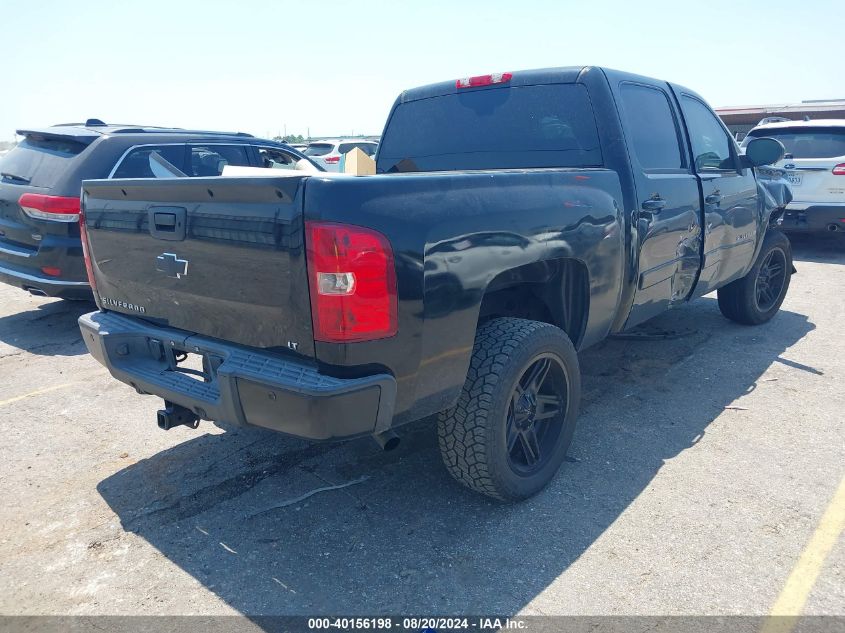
[0,120,319,299]
[79,67,790,501]
[304,138,378,171]
[741,119,845,234]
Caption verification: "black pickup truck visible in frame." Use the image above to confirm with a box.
[78,67,792,501]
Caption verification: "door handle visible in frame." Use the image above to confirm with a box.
[153,212,177,231]
[641,197,667,212]
[705,192,722,205]
[148,206,187,241]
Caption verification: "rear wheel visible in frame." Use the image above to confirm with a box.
[718,230,792,325]
[437,318,580,501]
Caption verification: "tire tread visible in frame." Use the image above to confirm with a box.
[437,318,576,500]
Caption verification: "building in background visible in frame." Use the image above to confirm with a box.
[716,99,845,140]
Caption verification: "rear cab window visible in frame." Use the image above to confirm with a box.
[743,128,845,159]
[0,136,88,188]
[377,83,602,172]
[618,83,684,170]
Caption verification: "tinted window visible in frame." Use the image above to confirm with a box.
[357,143,378,156]
[256,147,300,170]
[188,145,250,176]
[337,142,377,156]
[619,84,683,170]
[377,83,602,172]
[0,136,87,187]
[304,143,334,156]
[681,96,735,171]
[745,128,845,159]
[112,145,185,178]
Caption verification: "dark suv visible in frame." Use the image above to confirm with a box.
[0,120,319,299]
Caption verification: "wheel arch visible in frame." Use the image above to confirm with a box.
[477,258,591,349]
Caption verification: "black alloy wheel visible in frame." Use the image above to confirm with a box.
[754,248,787,312]
[505,354,569,476]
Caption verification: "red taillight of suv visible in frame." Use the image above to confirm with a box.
[323,156,341,164]
[18,193,80,222]
[305,221,397,343]
[79,208,98,293]
[832,163,845,176]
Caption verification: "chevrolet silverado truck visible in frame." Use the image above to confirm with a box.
[78,67,792,501]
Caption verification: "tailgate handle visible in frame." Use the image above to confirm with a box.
[149,206,187,241]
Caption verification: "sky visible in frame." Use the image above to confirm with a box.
[2,0,843,142]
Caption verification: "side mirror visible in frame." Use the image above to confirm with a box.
[742,137,785,167]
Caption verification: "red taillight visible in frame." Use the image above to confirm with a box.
[305,221,397,343]
[833,163,845,175]
[40,267,62,277]
[456,72,512,89]
[324,156,341,164]
[18,194,80,222]
[79,209,97,293]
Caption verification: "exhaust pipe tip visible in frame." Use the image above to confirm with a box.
[827,223,839,232]
[373,429,400,451]
[25,287,48,297]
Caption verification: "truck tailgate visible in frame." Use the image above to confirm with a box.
[81,176,315,356]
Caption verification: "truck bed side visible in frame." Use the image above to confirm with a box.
[301,169,625,424]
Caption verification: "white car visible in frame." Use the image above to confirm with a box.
[303,139,378,172]
[742,119,845,234]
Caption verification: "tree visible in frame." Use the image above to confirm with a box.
[273,134,306,144]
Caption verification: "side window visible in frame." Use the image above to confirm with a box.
[619,83,684,170]
[188,144,250,176]
[680,96,736,171]
[255,147,300,170]
[112,145,185,178]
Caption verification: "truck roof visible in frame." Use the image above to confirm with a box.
[750,119,845,131]
[399,66,588,103]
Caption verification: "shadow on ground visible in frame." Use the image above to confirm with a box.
[97,297,815,616]
[787,232,845,264]
[0,298,93,357]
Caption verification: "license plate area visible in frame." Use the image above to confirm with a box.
[786,172,802,186]
[149,338,224,384]
[173,351,212,383]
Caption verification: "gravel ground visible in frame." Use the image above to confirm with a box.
[0,233,842,617]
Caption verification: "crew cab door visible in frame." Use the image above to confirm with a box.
[673,90,759,296]
[613,80,703,328]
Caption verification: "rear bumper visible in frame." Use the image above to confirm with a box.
[0,259,91,299]
[0,232,91,299]
[781,204,845,233]
[79,311,397,441]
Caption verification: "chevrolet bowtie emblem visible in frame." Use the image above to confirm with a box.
[156,253,189,279]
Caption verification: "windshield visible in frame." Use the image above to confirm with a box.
[0,136,88,187]
[744,127,845,159]
[377,83,602,173]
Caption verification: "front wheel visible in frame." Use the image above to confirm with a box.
[437,318,580,501]
[717,230,793,325]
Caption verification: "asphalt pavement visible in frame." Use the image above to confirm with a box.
[0,233,842,617]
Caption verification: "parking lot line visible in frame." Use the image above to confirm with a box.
[0,383,77,407]
[761,475,845,633]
